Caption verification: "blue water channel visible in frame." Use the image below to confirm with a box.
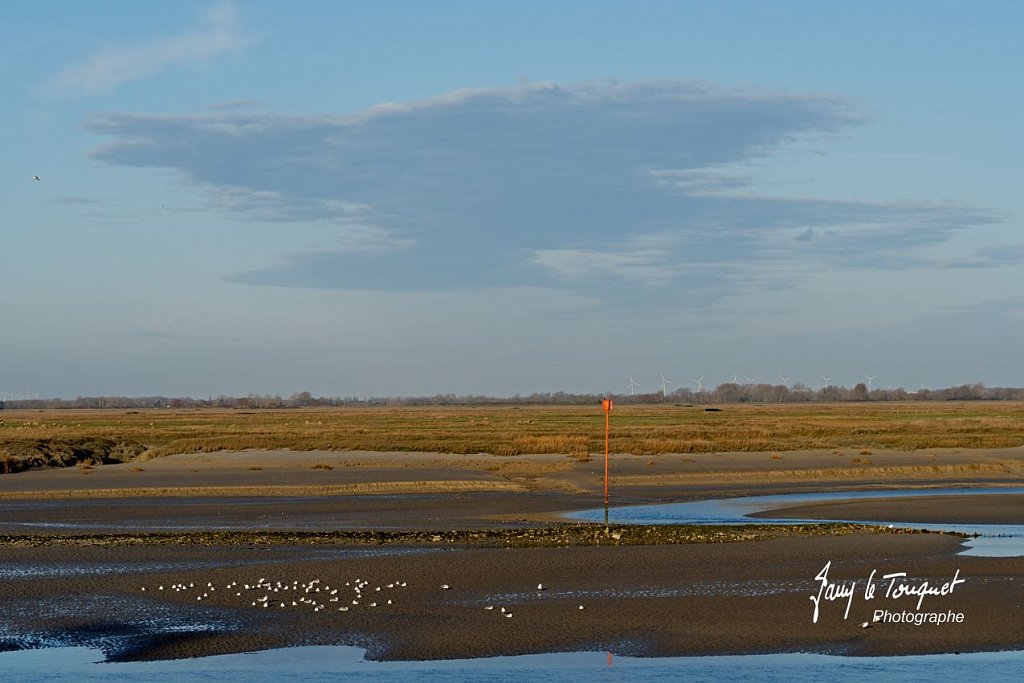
[569,487,1024,557]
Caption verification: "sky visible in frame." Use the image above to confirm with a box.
[2,1,1022,398]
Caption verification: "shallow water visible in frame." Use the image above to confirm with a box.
[569,487,1024,557]
[0,546,441,580]
[0,646,1021,681]
[0,495,423,532]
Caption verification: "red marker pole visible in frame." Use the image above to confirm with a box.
[602,398,613,531]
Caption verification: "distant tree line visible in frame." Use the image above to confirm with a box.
[1,382,1022,410]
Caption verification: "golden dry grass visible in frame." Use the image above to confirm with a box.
[1,402,1022,459]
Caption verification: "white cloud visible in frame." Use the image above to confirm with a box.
[45,3,254,95]
[648,169,755,197]
[530,246,679,285]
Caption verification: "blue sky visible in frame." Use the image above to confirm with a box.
[2,1,1022,398]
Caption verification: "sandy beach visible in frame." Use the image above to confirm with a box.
[0,447,1022,661]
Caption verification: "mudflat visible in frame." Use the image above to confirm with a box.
[0,447,1021,661]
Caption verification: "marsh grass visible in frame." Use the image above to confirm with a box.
[0,402,1022,460]
[0,480,525,500]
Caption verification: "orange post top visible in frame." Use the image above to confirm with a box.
[602,398,613,412]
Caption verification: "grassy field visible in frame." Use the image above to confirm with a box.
[1,402,1022,462]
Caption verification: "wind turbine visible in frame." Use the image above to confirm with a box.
[863,375,876,392]
[691,376,704,393]
[744,376,758,385]
[820,374,833,390]
[778,375,790,386]
[627,375,640,395]
[659,374,673,397]
[732,371,739,384]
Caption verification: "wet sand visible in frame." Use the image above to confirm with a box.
[1,534,1020,661]
[753,494,1024,525]
[0,448,1021,661]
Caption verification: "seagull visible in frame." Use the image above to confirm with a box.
[32,176,40,181]
[537,583,545,591]
[860,621,872,629]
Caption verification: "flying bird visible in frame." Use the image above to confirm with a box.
[32,176,40,181]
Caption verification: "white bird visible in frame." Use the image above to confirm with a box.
[441,584,451,590]
[32,176,40,181]
[537,583,545,591]
[860,621,872,629]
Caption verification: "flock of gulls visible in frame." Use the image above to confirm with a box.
[140,577,586,618]
[140,576,411,613]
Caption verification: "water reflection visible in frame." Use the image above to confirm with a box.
[1,646,1021,681]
